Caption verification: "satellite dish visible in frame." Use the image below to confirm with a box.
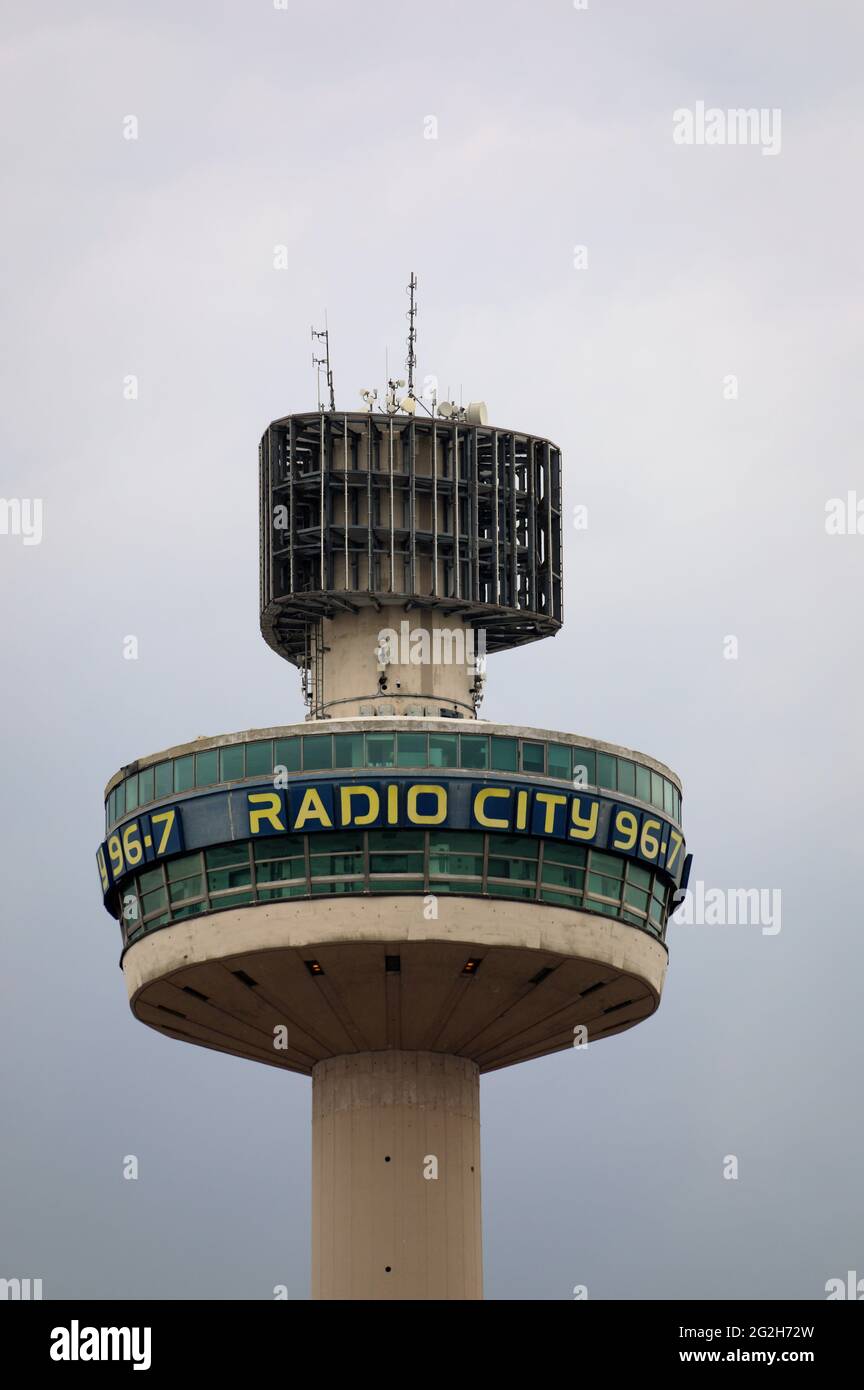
[437,400,455,419]
[464,401,488,426]
[401,396,417,414]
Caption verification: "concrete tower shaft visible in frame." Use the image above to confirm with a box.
[312,1052,482,1300]
[316,609,481,719]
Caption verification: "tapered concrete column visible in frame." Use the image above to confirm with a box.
[311,1051,482,1300]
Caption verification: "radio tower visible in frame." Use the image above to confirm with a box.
[97,278,691,1300]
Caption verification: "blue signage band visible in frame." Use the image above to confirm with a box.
[98,775,688,903]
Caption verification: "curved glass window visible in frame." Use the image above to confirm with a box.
[118,830,676,952]
[108,737,683,830]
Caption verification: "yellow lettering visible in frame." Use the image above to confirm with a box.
[569,796,599,841]
[248,792,286,835]
[515,789,528,830]
[473,786,511,829]
[339,785,380,826]
[293,787,333,830]
[534,792,566,834]
[406,783,447,825]
[387,784,399,824]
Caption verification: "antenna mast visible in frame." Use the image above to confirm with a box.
[405,272,417,397]
[311,320,335,412]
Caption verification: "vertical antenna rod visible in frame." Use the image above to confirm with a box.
[406,272,417,397]
[311,321,336,412]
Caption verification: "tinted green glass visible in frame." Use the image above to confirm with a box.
[208,890,253,910]
[256,858,304,884]
[366,733,395,768]
[167,855,199,882]
[663,779,674,815]
[154,761,173,799]
[174,755,194,792]
[488,882,534,899]
[169,875,203,902]
[635,765,651,803]
[521,741,545,774]
[396,733,427,767]
[142,912,170,929]
[650,771,663,808]
[596,753,616,789]
[627,862,651,889]
[434,880,482,894]
[138,866,164,895]
[253,834,305,860]
[311,880,364,895]
[137,767,154,806]
[124,776,139,813]
[617,759,636,796]
[547,743,571,780]
[315,831,363,854]
[541,862,584,890]
[588,873,622,899]
[246,740,273,776]
[541,888,580,907]
[428,831,483,854]
[571,748,596,786]
[333,733,364,768]
[208,865,252,891]
[141,887,167,915]
[310,853,363,876]
[302,735,332,770]
[429,852,483,877]
[624,885,649,911]
[543,841,587,868]
[460,735,489,769]
[370,877,423,891]
[673,788,681,821]
[206,844,249,869]
[490,737,518,771]
[259,884,306,900]
[196,749,218,787]
[368,830,423,851]
[429,734,457,768]
[488,857,535,881]
[169,895,204,917]
[588,899,618,917]
[591,850,625,877]
[489,833,537,855]
[370,853,423,874]
[220,745,245,781]
[274,737,300,772]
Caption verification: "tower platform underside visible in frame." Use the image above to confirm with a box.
[122,895,667,1076]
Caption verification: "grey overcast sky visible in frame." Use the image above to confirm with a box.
[1,0,862,1300]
